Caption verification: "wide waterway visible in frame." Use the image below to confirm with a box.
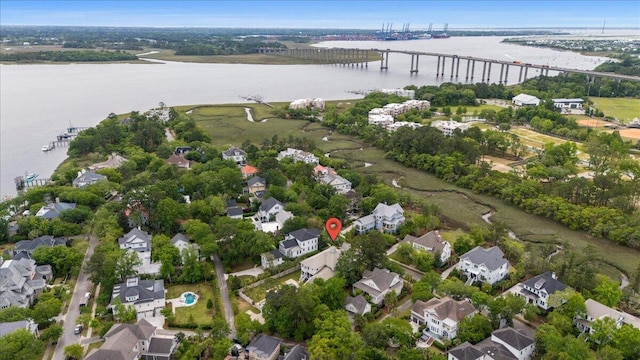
[0,36,614,198]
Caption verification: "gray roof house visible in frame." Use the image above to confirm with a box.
[458,246,511,285]
[575,298,640,334]
[448,327,535,360]
[518,271,567,310]
[283,344,310,360]
[344,295,372,315]
[72,169,107,187]
[353,267,403,306]
[118,228,157,274]
[35,201,76,219]
[0,258,52,308]
[412,296,476,340]
[85,318,176,360]
[353,203,405,235]
[278,228,320,258]
[405,230,452,264]
[261,249,284,269]
[110,278,165,320]
[318,173,352,194]
[12,235,67,260]
[247,334,281,360]
[221,146,247,166]
[257,197,285,222]
[89,153,127,171]
[170,233,200,262]
[0,319,38,338]
[254,197,293,234]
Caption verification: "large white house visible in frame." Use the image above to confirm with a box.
[289,98,325,111]
[0,258,52,309]
[517,271,568,310]
[300,246,343,283]
[277,148,319,164]
[458,246,511,285]
[411,297,476,340]
[118,228,160,275]
[575,298,640,334]
[110,278,165,320]
[353,268,403,306]
[253,197,293,234]
[221,146,247,166]
[278,228,320,258]
[431,120,470,136]
[353,203,405,235]
[404,230,451,264]
[86,319,176,360]
[448,327,535,360]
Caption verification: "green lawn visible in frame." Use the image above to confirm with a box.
[243,271,301,303]
[590,97,640,123]
[166,283,217,327]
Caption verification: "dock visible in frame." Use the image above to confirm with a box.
[14,176,51,190]
[240,94,273,108]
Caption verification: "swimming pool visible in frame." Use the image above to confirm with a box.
[185,292,196,305]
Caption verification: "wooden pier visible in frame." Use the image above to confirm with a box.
[14,176,51,191]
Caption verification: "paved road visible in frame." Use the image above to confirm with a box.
[53,235,99,360]
[213,255,236,338]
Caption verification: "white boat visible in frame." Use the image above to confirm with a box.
[25,173,38,182]
[42,143,53,151]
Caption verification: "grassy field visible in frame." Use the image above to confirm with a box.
[590,97,640,123]
[166,283,217,326]
[190,103,640,278]
[243,271,301,303]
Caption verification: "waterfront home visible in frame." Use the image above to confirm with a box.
[404,230,451,264]
[35,200,77,219]
[89,153,127,171]
[221,146,247,166]
[458,246,511,285]
[516,271,568,310]
[289,98,325,111]
[353,203,405,235]
[72,169,107,187]
[575,298,640,334]
[316,170,352,194]
[276,148,319,164]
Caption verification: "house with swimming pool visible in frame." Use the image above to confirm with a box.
[110,277,166,321]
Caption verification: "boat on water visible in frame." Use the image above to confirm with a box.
[42,143,53,151]
[25,173,38,182]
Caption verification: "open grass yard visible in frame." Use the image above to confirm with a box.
[166,283,217,326]
[439,229,467,245]
[237,298,260,314]
[510,127,567,147]
[243,271,301,303]
[590,97,640,123]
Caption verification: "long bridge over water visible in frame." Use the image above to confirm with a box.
[259,47,640,84]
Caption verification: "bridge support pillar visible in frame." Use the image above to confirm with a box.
[380,51,388,70]
[482,62,487,82]
[487,62,492,82]
[504,64,510,84]
[450,57,455,78]
[365,50,368,68]
[524,66,528,80]
[545,69,549,76]
[499,64,504,84]
[455,57,460,78]
[410,54,419,73]
[436,56,441,76]
[518,66,523,82]
[471,60,475,80]
[465,59,471,80]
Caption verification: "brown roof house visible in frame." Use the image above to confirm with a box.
[411,296,476,340]
[404,230,452,264]
[85,319,176,360]
[353,267,403,306]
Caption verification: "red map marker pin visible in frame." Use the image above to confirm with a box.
[325,218,342,241]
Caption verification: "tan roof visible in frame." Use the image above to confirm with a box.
[585,298,623,320]
[420,296,476,322]
[406,231,448,253]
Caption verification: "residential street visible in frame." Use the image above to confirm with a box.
[52,235,98,360]
[213,254,236,338]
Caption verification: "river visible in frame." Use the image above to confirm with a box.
[0,36,615,198]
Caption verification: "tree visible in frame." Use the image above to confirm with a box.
[115,250,141,282]
[39,325,63,343]
[32,296,62,324]
[64,344,84,360]
[612,324,640,360]
[590,317,619,348]
[180,247,203,283]
[458,315,493,344]
[336,232,389,285]
[384,291,398,314]
[315,276,347,311]
[0,328,41,360]
[308,310,363,360]
[593,275,622,307]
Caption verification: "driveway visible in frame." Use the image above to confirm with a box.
[213,255,236,338]
[53,235,99,360]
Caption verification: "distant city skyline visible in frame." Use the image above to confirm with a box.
[1,0,638,29]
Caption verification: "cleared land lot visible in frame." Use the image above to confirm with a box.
[590,97,640,123]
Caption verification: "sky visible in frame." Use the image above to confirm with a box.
[0,0,638,29]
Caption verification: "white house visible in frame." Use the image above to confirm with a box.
[72,169,107,188]
[110,278,165,320]
[448,327,535,360]
[458,246,511,285]
[300,246,343,283]
[317,172,352,194]
[353,203,405,235]
[279,228,320,258]
[575,298,640,334]
[412,297,476,340]
[517,271,568,310]
[118,228,159,275]
[261,249,284,269]
[552,98,584,109]
[277,148,319,164]
[386,121,423,132]
[85,319,176,360]
[431,120,470,136]
[0,258,52,309]
[289,98,325,111]
[376,88,416,98]
[512,93,541,106]
[368,112,395,127]
[170,233,200,262]
[404,230,451,264]
[221,146,247,166]
[255,197,285,223]
[353,268,403,306]
[253,197,293,234]
[344,295,372,315]
[35,201,76,219]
